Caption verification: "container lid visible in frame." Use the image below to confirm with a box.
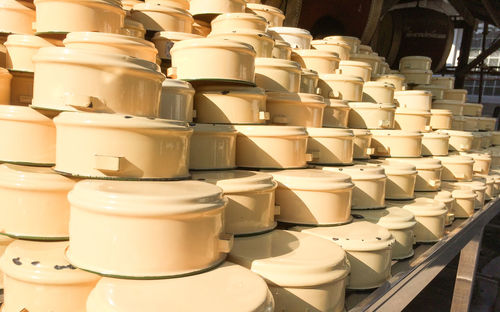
[234,125,307,137]
[294,221,395,251]
[211,12,267,25]
[268,27,312,37]
[385,157,442,170]
[68,180,226,216]
[464,102,483,108]
[459,152,491,161]
[228,230,350,287]
[475,174,495,184]
[394,90,432,96]
[324,98,349,108]
[0,164,75,191]
[416,190,454,203]
[162,78,195,92]
[351,207,416,230]
[246,3,285,15]
[436,129,474,138]
[377,74,405,80]
[191,170,276,193]
[359,44,372,53]
[370,130,423,138]
[348,102,396,109]
[395,108,431,116]
[63,31,155,49]
[133,2,193,17]
[192,123,237,134]
[430,109,453,116]
[366,159,417,176]
[194,85,265,96]
[433,99,464,105]
[444,89,467,94]
[324,36,361,44]
[322,164,386,180]
[86,262,274,312]
[255,57,301,71]
[170,38,256,56]
[294,49,339,59]
[450,189,477,200]
[389,198,447,217]
[363,81,395,89]
[352,129,372,136]
[274,39,291,48]
[301,68,319,77]
[266,91,325,105]
[434,155,474,164]
[349,53,380,61]
[152,31,202,42]
[400,69,433,74]
[5,34,54,48]
[306,127,353,138]
[0,240,99,284]
[208,29,273,41]
[400,56,432,62]
[423,132,450,139]
[339,60,372,68]
[311,39,350,49]
[453,180,487,192]
[319,73,364,83]
[0,105,53,123]
[414,84,446,90]
[269,169,353,191]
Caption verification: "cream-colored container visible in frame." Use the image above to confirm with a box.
[189,0,245,17]
[352,208,416,259]
[449,189,477,218]
[9,70,33,106]
[438,129,474,151]
[463,116,479,131]
[492,132,500,146]
[190,124,237,170]
[32,47,164,117]
[142,0,187,10]
[229,230,349,312]
[300,68,319,94]
[310,39,351,61]
[271,169,353,225]
[362,81,395,104]
[472,132,483,150]
[54,112,192,180]
[194,85,267,124]
[266,92,325,127]
[323,99,350,128]
[0,235,13,288]
[400,69,432,85]
[192,170,277,235]
[353,129,374,160]
[475,174,495,200]
[63,31,158,63]
[318,73,364,101]
[452,180,487,210]
[295,221,394,290]
[246,3,285,27]
[210,12,268,32]
[388,157,443,191]
[392,198,447,242]
[0,164,75,240]
[293,49,340,74]
[86,262,274,312]
[434,155,474,182]
[432,100,464,116]
[5,35,55,72]
[338,60,372,82]
[121,15,146,38]
[269,27,312,49]
[151,31,202,60]
[394,108,431,131]
[307,128,354,165]
[255,58,301,92]
[376,74,406,91]
[414,84,445,100]
[347,102,396,129]
[33,0,125,33]
[443,89,467,103]
[159,78,194,121]
[431,76,455,89]
[478,117,496,131]
[394,90,432,110]
[235,125,308,168]
[430,109,453,130]
[370,130,423,157]
[169,38,256,83]
[0,68,12,104]
[367,160,417,200]
[323,165,386,209]
[462,152,492,174]
[0,241,99,312]
[417,190,455,226]
[272,39,292,60]
[67,180,230,278]
[359,45,372,54]
[422,131,450,156]
[208,29,274,58]
[349,53,380,78]
[0,0,35,34]
[451,115,465,130]
[325,35,361,53]
[399,56,432,71]
[0,105,55,165]
[463,103,483,117]
[131,2,193,32]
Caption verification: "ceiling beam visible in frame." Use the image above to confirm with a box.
[448,0,477,27]
[481,0,500,28]
[456,37,500,75]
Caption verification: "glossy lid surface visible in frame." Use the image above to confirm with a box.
[234,125,307,137]
[389,198,447,216]
[322,164,386,180]
[191,170,276,193]
[0,164,75,190]
[352,207,416,230]
[270,169,353,191]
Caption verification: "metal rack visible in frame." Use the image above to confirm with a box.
[346,197,500,312]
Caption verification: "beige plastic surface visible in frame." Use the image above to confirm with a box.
[190,124,237,170]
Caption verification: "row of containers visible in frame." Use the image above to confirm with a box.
[0,0,499,311]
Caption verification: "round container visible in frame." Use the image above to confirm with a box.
[475,174,495,200]
[0,68,12,105]
[151,31,202,60]
[370,130,423,157]
[432,100,465,116]
[229,230,350,311]
[67,180,230,278]
[300,68,319,94]
[323,99,350,128]
[190,124,237,170]
[86,262,274,312]
[9,70,33,106]
[270,169,354,225]
[349,53,381,79]
[54,112,192,180]
[362,81,395,104]
[449,189,477,218]
[191,170,277,236]
[318,73,364,102]
[417,190,455,226]
[463,103,483,117]
[400,69,433,85]
[338,60,372,82]
[306,128,354,165]
[438,129,474,152]
[352,129,374,160]
[347,102,396,129]
[266,92,325,127]
[422,132,450,156]
[208,29,274,58]
[352,208,416,259]
[0,241,100,312]
[463,152,491,175]
[413,84,446,100]
[130,2,193,32]
[5,35,55,72]
[169,38,256,84]
[451,115,465,131]
[210,12,268,33]
[295,221,394,290]
[431,76,455,89]
[399,56,432,71]
[430,109,453,130]
[478,117,496,131]
[325,35,361,53]
[376,74,406,91]
[0,164,75,240]
[189,0,245,17]
[323,165,386,209]
[392,198,447,242]
[255,58,301,92]
[310,39,351,61]
[394,108,431,131]
[394,90,432,110]
[0,235,13,288]
[234,125,308,169]
[194,85,267,124]
[463,116,479,131]
[293,49,340,74]
[33,0,125,34]
[0,105,55,165]
[272,39,292,59]
[159,78,194,121]
[443,89,467,103]
[32,47,164,117]
[268,27,312,49]
[452,180,487,210]
[388,157,443,191]
[434,155,474,182]
[121,16,146,38]
[367,160,417,200]
[0,0,35,34]
[246,3,285,27]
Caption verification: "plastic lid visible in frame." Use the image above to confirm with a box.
[191,170,276,193]
[301,68,319,77]
[395,108,431,116]
[339,60,371,68]
[0,240,99,284]
[366,159,417,176]
[294,49,339,59]
[5,34,54,48]
[0,164,75,191]
[453,180,487,192]
[246,3,284,15]
[423,132,450,139]
[211,12,267,24]
[377,74,405,80]
[86,262,274,312]
[63,31,155,48]
[436,129,474,138]
[152,31,202,42]
[133,2,193,17]
[324,36,360,44]
[310,39,350,49]
[228,230,349,287]
[0,105,52,123]
[68,180,227,216]
[193,123,237,133]
[268,27,312,37]
[416,190,454,203]
[434,155,474,164]
[385,157,442,170]
[400,69,433,74]
[351,207,416,230]
[430,109,453,116]
[450,189,477,199]
[294,221,394,251]
[433,99,464,105]
[319,73,364,83]
[269,169,353,191]
[162,78,194,92]
[266,91,325,105]
[208,29,273,41]
[322,164,386,180]
[306,127,353,137]
[400,56,432,62]
[194,85,265,96]
[255,57,301,70]
[234,125,307,137]
[324,98,349,108]
[348,102,396,109]
[370,130,423,138]
[414,84,446,90]
[389,198,447,217]
[459,152,491,161]
[352,129,372,136]
[349,53,380,61]
[394,90,432,96]
[363,81,395,89]
[170,38,256,56]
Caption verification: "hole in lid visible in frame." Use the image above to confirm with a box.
[124,116,133,119]
[352,214,364,219]
[221,90,230,95]
[31,261,40,266]
[376,237,381,240]
[12,257,21,265]
[332,237,339,241]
